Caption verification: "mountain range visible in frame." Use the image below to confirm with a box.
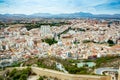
[0,12,120,19]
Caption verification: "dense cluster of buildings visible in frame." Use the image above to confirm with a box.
[0,19,120,67]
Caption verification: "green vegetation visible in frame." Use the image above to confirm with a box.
[6,67,31,80]
[95,55,120,67]
[82,40,92,43]
[2,56,117,79]
[58,27,72,37]
[25,23,41,30]
[0,21,7,28]
[82,39,116,46]
[42,38,58,45]
[64,64,89,74]
[23,57,56,70]
[0,22,4,25]
[10,62,21,67]
[23,57,94,74]
[37,75,59,80]
[25,22,69,30]
[74,28,85,32]
[63,55,120,74]
[84,55,120,68]
[73,41,80,44]
[50,22,70,26]
[107,39,115,46]
[58,27,85,38]
[21,55,120,75]
[38,76,44,80]
[93,41,106,44]
[0,75,4,80]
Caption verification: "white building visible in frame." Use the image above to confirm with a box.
[40,25,53,38]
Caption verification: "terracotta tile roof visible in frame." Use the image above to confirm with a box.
[110,45,120,51]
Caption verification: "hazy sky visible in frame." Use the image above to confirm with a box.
[0,0,120,14]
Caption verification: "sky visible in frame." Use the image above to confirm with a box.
[0,0,120,14]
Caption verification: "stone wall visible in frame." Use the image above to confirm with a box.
[31,67,111,80]
[4,67,111,80]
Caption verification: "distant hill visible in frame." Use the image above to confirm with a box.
[30,13,53,17]
[0,12,120,19]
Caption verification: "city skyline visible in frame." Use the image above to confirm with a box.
[0,0,120,15]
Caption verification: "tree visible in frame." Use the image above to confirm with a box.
[83,40,91,43]
[8,67,31,80]
[19,74,27,80]
[9,69,17,77]
[42,38,58,45]
[22,67,31,76]
[107,39,115,46]
[38,76,43,80]
[0,76,4,80]
[12,71,21,80]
